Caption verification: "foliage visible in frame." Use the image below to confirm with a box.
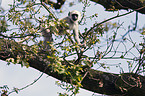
[0,0,144,96]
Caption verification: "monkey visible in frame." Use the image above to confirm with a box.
[41,27,53,50]
[58,10,81,45]
[42,10,82,50]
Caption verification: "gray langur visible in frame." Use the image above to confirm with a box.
[59,10,81,44]
[42,10,82,50]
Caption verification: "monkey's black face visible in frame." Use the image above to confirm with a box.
[72,14,78,21]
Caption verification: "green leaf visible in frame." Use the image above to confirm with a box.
[141,31,145,35]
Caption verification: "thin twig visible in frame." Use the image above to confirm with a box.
[41,2,57,21]
[8,72,44,95]
[85,10,134,37]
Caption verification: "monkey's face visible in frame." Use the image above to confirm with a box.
[72,14,79,21]
[69,10,81,22]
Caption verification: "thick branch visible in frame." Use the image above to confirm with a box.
[91,0,145,14]
[41,0,145,14]
[41,0,66,9]
[0,39,145,95]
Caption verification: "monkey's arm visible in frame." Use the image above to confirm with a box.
[73,24,81,45]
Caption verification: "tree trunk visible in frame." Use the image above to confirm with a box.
[0,39,145,96]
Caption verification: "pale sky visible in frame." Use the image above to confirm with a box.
[0,0,144,96]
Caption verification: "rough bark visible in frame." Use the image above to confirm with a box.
[90,0,145,14]
[41,0,145,14]
[41,0,66,9]
[0,39,145,96]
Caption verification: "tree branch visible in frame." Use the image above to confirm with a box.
[41,0,145,14]
[91,0,145,14]
[40,0,66,9]
[0,39,145,95]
